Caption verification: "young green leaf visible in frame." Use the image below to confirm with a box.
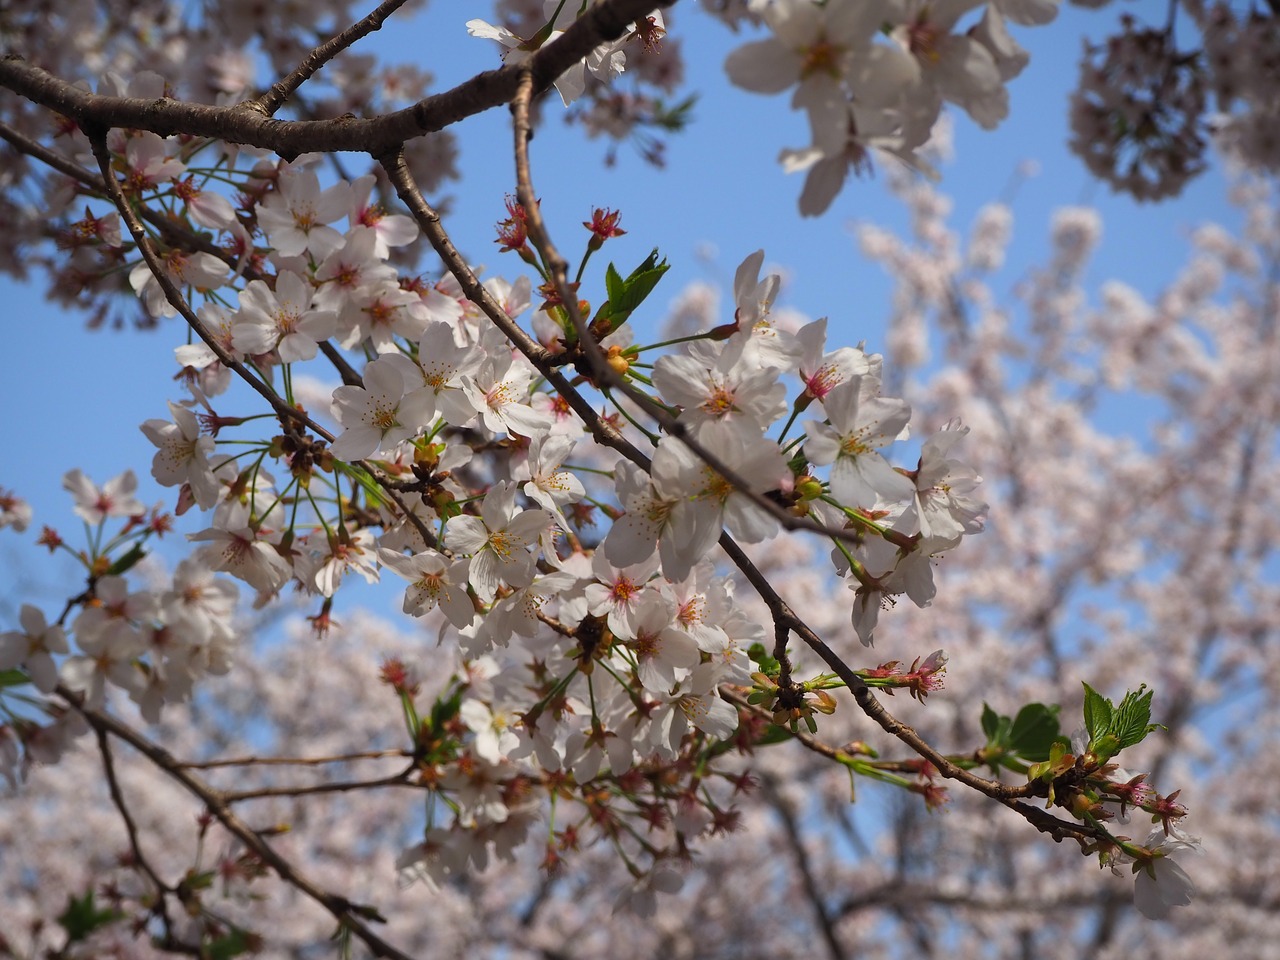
[206,928,253,960]
[56,890,123,942]
[592,248,669,335]
[1112,684,1161,750]
[1008,702,1064,763]
[981,702,1002,742]
[1082,682,1113,743]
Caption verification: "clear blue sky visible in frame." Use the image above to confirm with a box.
[0,1,1235,608]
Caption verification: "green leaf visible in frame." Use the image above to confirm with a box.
[205,927,252,960]
[747,642,780,678]
[106,543,147,576]
[1112,684,1161,750]
[980,702,1001,742]
[427,687,462,733]
[755,723,793,747]
[57,890,123,942]
[0,668,30,688]
[182,869,216,892]
[1091,733,1122,764]
[593,249,669,335]
[651,94,697,132]
[604,262,625,304]
[1008,703,1063,763]
[1082,682,1113,743]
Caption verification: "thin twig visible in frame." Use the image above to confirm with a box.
[251,0,413,118]
[95,728,182,942]
[180,748,411,769]
[65,690,419,960]
[760,772,849,960]
[222,773,414,803]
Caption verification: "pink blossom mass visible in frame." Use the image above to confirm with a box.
[0,1,1277,958]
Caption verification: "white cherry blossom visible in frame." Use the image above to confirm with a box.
[444,481,553,604]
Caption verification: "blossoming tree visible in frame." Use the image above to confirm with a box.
[1,0,1277,957]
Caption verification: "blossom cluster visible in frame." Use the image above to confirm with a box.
[0,2,1232,943]
[719,0,1059,214]
[0,66,996,900]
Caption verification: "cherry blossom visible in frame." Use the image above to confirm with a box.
[329,355,434,460]
[347,174,418,257]
[0,605,69,693]
[61,468,145,524]
[379,547,476,628]
[444,481,553,604]
[0,487,32,532]
[2,1,1266,950]
[231,270,338,363]
[188,523,293,595]
[256,166,352,260]
[140,400,222,509]
[804,376,915,509]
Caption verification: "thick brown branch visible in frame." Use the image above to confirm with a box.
[0,0,670,159]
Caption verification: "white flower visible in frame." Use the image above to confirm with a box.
[885,0,1009,130]
[460,698,520,764]
[444,481,553,604]
[624,593,700,694]
[232,271,337,363]
[650,420,789,582]
[405,321,483,426]
[517,434,586,530]
[0,488,33,532]
[329,355,435,460]
[379,548,475,628]
[62,469,145,524]
[796,318,872,405]
[347,174,418,257]
[602,459,683,572]
[1131,827,1199,920]
[724,0,878,155]
[257,167,351,260]
[0,604,69,693]
[295,528,379,597]
[648,663,738,760]
[902,420,986,543]
[122,132,185,189]
[162,557,239,662]
[189,524,293,595]
[129,250,229,318]
[467,6,637,107]
[140,401,222,509]
[479,569,580,648]
[585,550,661,640]
[652,333,788,430]
[804,377,915,509]
[460,350,553,438]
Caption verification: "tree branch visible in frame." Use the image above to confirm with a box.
[65,690,420,960]
[0,0,671,159]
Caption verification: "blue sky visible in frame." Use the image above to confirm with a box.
[0,0,1237,611]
